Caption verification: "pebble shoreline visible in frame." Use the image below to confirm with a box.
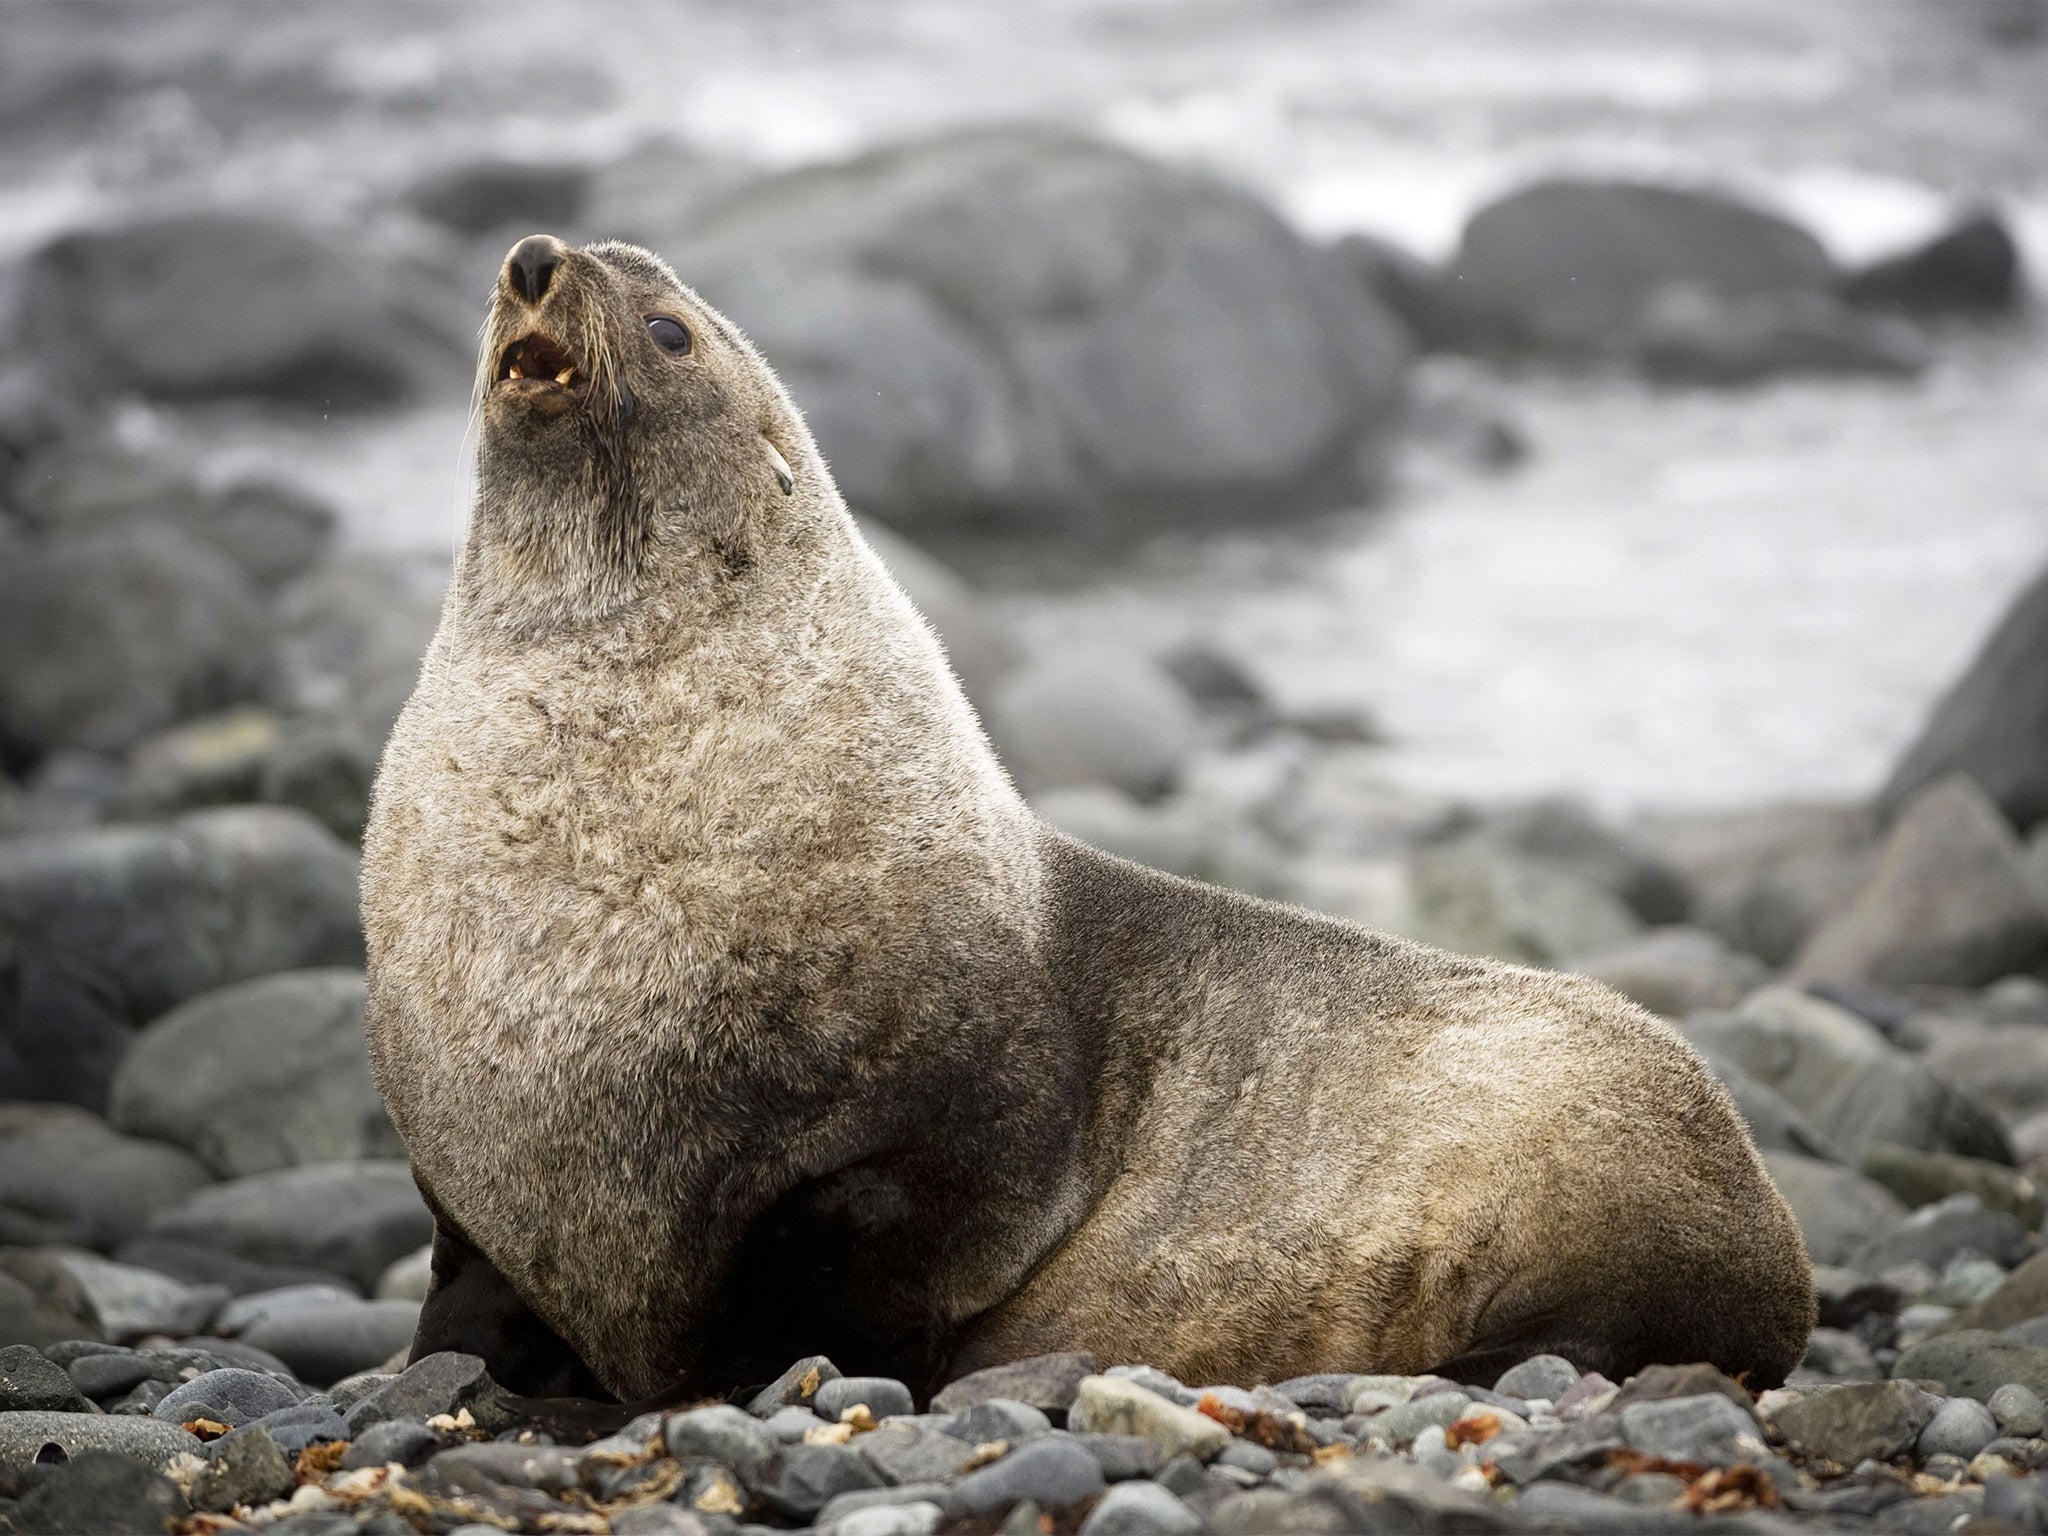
[13,1317,2048,1534]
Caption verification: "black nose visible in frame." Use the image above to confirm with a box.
[507,236,564,304]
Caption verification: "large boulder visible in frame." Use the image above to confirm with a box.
[1633,800,1878,968]
[108,970,401,1180]
[1442,177,1835,357]
[146,1161,431,1293]
[1882,563,2048,832]
[12,445,337,590]
[1842,213,2024,316]
[0,525,272,759]
[0,807,363,1109]
[0,1105,212,1251]
[1685,987,2013,1165]
[664,127,1408,535]
[20,212,468,408]
[986,645,1204,799]
[1792,774,2048,989]
[271,553,446,761]
[1405,835,1642,968]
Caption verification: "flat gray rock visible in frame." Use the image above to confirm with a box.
[0,1409,200,1469]
[146,1159,430,1291]
[109,968,400,1179]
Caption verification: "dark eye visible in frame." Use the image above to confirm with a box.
[647,315,691,355]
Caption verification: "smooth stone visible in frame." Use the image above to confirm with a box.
[237,1298,421,1386]
[0,805,363,1111]
[374,1244,433,1302]
[933,1352,1097,1417]
[344,1351,514,1435]
[950,1437,1107,1517]
[1077,1478,1201,1535]
[1853,1203,2030,1276]
[1102,1366,1197,1406]
[5,1447,188,1534]
[38,1250,227,1342]
[755,1441,886,1521]
[987,646,1203,799]
[0,1410,200,1469]
[1074,1432,1162,1482]
[341,1418,441,1470]
[1360,1392,1471,1447]
[746,1354,842,1416]
[1214,1440,1277,1477]
[1802,1326,1884,1382]
[611,1505,730,1536]
[190,1424,293,1512]
[816,1482,957,1527]
[1794,774,2048,990]
[944,1398,1052,1445]
[1268,1374,1359,1416]
[1617,1393,1768,1466]
[0,1343,95,1412]
[1895,1330,2048,1403]
[820,1502,944,1536]
[813,1375,915,1423]
[0,1249,105,1349]
[855,1421,977,1485]
[764,1404,828,1443]
[1919,1396,1999,1460]
[151,1367,301,1428]
[147,1161,430,1293]
[1612,1470,1689,1506]
[1992,1383,2048,1437]
[420,1440,583,1494]
[223,1402,349,1459]
[1494,1355,1579,1404]
[1770,1379,1940,1462]
[0,1106,214,1252]
[108,969,400,1180]
[218,1283,362,1334]
[1069,1375,1229,1463]
[662,1404,777,1482]
[1882,562,2048,833]
[111,1236,358,1299]
[1863,1141,2045,1228]
[66,1350,157,1402]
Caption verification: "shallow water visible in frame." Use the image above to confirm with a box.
[6,0,2046,813]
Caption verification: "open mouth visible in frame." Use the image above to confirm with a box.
[495,333,583,393]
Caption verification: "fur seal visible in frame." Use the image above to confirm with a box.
[362,233,1814,1407]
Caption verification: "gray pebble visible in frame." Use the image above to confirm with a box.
[226,1402,349,1458]
[109,1379,174,1416]
[1077,1479,1201,1535]
[756,1440,886,1520]
[944,1398,1052,1445]
[817,1481,956,1527]
[1494,1354,1579,1403]
[1361,1392,1468,1447]
[341,1418,442,1470]
[1103,1365,1197,1407]
[663,1403,777,1481]
[0,1411,200,1470]
[1619,1393,1765,1467]
[152,1366,301,1427]
[819,1502,944,1536]
[66,1349,158,1401]
[1991,1383,2048,1437]
[344,1350,509,1434]
[1213,1439,1276,1477]
[813,1375,915,1422]
[1075,1432,1162,1481]
[951,1436,1106,1516]
[1917,1396,1999,1461]
[0,1344,95,1413]
[747,1354,842,1417]
[764,1404,828,1443]
[190,1424,294,1513]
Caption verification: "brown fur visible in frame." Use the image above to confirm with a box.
[361,236,1814,1404]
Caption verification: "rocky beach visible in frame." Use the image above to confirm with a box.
[7,1,2048,1531]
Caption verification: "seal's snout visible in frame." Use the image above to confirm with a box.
[505,235,566,305]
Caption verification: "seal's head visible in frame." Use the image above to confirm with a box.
[468,234,802,628]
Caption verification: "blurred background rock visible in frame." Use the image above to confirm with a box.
[2,0,2048,1382]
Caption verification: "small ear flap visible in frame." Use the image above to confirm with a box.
[762,436,794,496]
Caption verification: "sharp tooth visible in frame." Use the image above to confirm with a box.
[508,365,524,379]
[556,368,574,385]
